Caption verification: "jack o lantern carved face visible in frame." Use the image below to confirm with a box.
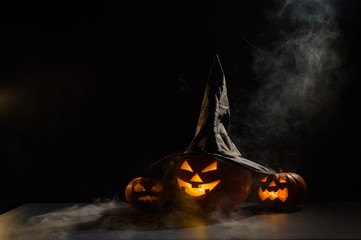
[253,171,307,209]
[176,160,221,197]
[133,178,163,202]
[125,177,170,211]
[258,176,289,202]
[173,154,252,211]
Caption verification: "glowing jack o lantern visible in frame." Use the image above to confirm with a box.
[176,160,221,197]
[173,154,252,211]
[253,170,307,209]
[258,176,289,202]
[125,177,170,211]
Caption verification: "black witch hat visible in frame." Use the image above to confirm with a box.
[148,55,274,177]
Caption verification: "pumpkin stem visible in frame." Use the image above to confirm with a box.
[277,168,283,173]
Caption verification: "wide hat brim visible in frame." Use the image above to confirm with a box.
[149,152,275,176]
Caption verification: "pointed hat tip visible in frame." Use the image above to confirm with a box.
[208,54,225,83]
[214,54,223,69]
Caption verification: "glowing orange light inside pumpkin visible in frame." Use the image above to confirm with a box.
[133,181,145,192]
[177,161,222,197]
[261,177,267,182]
[177,178,221,197]
[150,184,163,192]
[180,160,193,172]
[201,161,217,173]
[269,181,276,187]
[190,173,203,182]
[279,177,287,183]
[138,195,158,202]
[258,187,288,202]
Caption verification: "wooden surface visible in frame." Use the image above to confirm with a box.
[0,201,360,239]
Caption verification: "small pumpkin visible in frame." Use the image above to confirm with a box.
[253,170,307,209]
[173,154,252,211]
[125,177,170,211]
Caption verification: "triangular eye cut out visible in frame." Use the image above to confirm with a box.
[269,181,276,187]
[190,173,203,182]
[180,161,193,172]
[134,182,145,192]
[261,177,268,182]
[279,177,287,183]
[201,161,217,173]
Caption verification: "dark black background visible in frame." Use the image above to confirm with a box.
[1,1,360,213]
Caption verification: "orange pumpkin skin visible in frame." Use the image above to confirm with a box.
[125,177,170,211]
[253,171,307,209]
[173,154,252,211]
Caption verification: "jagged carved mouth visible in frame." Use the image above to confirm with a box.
[258,187,288,202]
[138,195,158,202]
[177,178,221,197]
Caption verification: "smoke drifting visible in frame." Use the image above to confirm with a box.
[0,201,257,240]
[0,201,117,240]
[235,0,346,170]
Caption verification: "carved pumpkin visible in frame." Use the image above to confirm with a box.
[253,170,307,209]
[125,177,170,211]
[173,154,252,211]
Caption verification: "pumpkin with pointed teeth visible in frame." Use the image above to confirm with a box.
[253,170,307,209]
